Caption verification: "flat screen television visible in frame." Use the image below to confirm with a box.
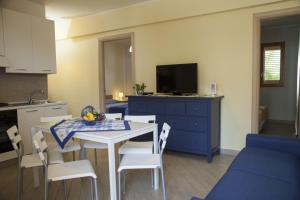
[156,63,198,95]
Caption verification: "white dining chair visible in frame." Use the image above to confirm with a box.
[6,125,64,200]
[40,115,81,160]
[83,113,123,165]
[118,115,156,156]
[118,123,171,200]
[33,131,99,200]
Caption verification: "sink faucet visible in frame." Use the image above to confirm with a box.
[28,89,45,104]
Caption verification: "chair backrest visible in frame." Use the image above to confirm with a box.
[33,131,48,166]
[105,113,122,120]
[159,123,171,154]
[6,125,23,155]
[40,115,72,123]
[124,115,156,123]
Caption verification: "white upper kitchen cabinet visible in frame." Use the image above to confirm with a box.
[3,9,33,73]
[31,16,56,74]
[2,9,56,74]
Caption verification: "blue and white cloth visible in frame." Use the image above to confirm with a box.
[50,119,130,148]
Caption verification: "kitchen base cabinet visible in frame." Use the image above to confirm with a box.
[128,96,223,162]
[17,104,67,154]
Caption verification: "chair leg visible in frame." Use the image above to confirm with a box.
[63,181,68,200]
[94,149,98,165]
[118,171,122,200]
[93,178,99,200]
[123,170,126,194]
[90,178,94,200]
[45,180,49,200]
[118,154,121,165]
[119,153,127,192]
[17,165,21,200]
[160,166,167,200]
[151,169,154,189]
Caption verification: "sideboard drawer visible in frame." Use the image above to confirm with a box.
[186,102,209,116]
[165,101,186,115]
[130,101,147,113]
[145,101,165,114]
[167,130,207,153]
[166,116,208,132]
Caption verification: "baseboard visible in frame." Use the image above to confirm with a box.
[0,150,17,162]
[220,148,240,156]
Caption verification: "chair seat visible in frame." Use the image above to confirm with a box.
[118,141,153,155]
[48,160,97,181]
[48,149,64,164]
[83,141,108,149]
[118,154,160,172]
[21,154,43,168]
[49,141,81,153]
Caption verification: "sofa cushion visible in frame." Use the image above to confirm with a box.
[229,147,300,184]
[205,170,300,200]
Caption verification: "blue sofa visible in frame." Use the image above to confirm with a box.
[192,134,300,200]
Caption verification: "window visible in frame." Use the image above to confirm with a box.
[261,42,285,87]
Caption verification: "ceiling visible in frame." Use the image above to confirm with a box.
[262,14,300,28]
[29,0,152,19]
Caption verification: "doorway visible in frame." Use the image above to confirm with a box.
[255,12,300,137]
[98,33,135,114]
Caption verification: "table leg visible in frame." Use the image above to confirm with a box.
[79,140,85,160]
[31,127,40,188]
[108,142,117,200]
[153,124,159,190]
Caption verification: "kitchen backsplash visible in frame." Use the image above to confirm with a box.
[0,69,48,103]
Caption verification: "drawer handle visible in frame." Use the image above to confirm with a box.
[26,109,38,112]
[16,68,27,71]
[52,107,62,110]
[41,69,51,72]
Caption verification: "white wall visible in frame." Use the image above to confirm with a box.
[260,25,300,121]
[104,39,132,98]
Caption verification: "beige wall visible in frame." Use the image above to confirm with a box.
[49,1,300,151]
[104,39,132,98]
[0,0,45,17]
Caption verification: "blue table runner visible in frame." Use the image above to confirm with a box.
[50,119,130,148]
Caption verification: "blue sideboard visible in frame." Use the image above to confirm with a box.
[128,95,223,162]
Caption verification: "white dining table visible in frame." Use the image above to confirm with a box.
[31,121,159,200]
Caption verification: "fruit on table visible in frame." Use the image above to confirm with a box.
[84,112,96,121]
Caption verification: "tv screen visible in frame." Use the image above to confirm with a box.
[156,63,198,94]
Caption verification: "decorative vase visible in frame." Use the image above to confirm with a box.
[137,90,143,96]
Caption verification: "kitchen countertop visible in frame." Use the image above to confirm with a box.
[0,101,67,112]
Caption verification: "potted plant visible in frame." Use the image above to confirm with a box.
[133,83,146,95]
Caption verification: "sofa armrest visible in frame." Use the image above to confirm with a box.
[246,134,300,156]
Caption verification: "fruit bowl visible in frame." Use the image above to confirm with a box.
[83,120,96,126]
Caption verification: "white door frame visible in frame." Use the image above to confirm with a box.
[98,32,135,112]
[252,7,300,132]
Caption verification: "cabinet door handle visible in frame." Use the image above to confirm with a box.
[26,109,38,112]
[52,107,62,110]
